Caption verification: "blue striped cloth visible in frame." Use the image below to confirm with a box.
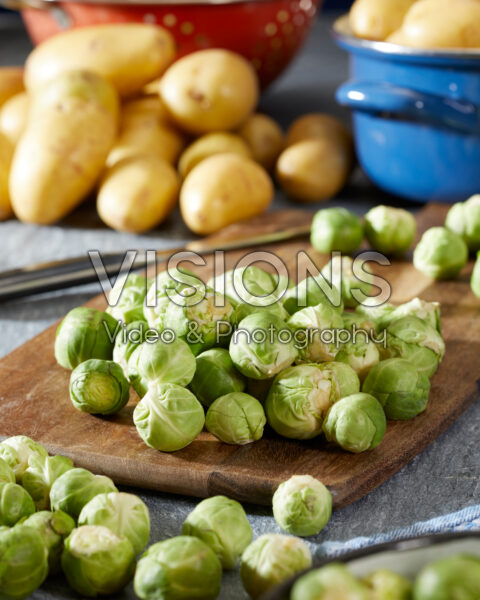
[317,504,480,558]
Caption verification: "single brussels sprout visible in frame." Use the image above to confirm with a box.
[79,492,150,556]
[365,205,417,255]
[272,475,332,537]
[0,525,49,599]
[0,436,47,482]
[133,383,205,452]
[22,510,75,573]
[364,568,412,600]
[208,266,277,308]
[54,307,119,370]
[70,359,130,415]
[322,255,374,308]
[50,468,117,519]
[0,458,14,484]
[230,312,297,380]
[311,207,364,254]
[335,337,380,382]
[413,227,468,280]
[288,303,344,363]
[323,392,386,453]
[113,320,149,377]
[342,311,376,335]
[189,348,246,407]
[62,525,135,596]
[128,337,196,397]
[265,364,339,439]
[106,273,149,324]
[182,495,252,569]
[413,554,480,600]
[291,563,371,600]
[384,316,445,378]
[355,303,395,333]
[471,251,480,299]
[0,482,35,526]
[283,275,343,315]
[363,358,431,420]
[22,454,74,510]
[240,533,312,599]
[134,535,222,600]
[231,299,289,327]
[246,377,274,403]
[206,392,266,445]
[388,298,441,334]
[445,194,480,252]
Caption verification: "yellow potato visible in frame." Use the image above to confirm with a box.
[180,153,273,234]
[121,96,170,124]
[237,113,284,171]
[0,67,24,108]
[286,113,353,151]
[0,132,13,220]
[160,49,259,135]
[349,0,417,41]
[178,132,251,178]
[25,24,175,97]
[0,92,29,146]
[10,71,118,225]
[97,155,179,233]
[276,139,351,203]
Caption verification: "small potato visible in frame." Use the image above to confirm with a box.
[0,132,13,220]
[180,153,273,235]
[25,24,175,97]
[0,67,24,108]
[97,155,179,233]
[237,113,284,171]
[160,49,259,135]
[286,113,353,151]
[0,92,29,146]
[276,139,351,203]
[178,132,251,178]
[121,96,170,124]
[349,0,417,41]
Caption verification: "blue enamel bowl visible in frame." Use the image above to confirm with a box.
[333,15,480,203]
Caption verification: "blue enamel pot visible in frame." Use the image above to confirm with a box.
[332,15,480,203]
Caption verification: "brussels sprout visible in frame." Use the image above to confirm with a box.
[0,482,35,526]
[364,568,412,599]
[445,194,480,252]
[0,458,14,484]
[189,348,246,407]
[365,205,417,256]
[471,251,480,299]
[272,475,332,537]
[387,298,441,334]
[240,533,312,599]
[231,299,289,327]
[265,364,339,439]
[291,563,371,600]
[311,207,364,254]
[0,524,49,600]
[182,495,252,569]
[342,311,376,335]
[70,359,130,415]
[22,454,74,510]
[288,303,344,363]
[321,255,374,308]
[335,337,380,382]
[22,510,75,573]
[323,392,386,453]
[0,436,47,481]
[106,273,149,324]
[50,467,117,519]
[62,525,135,596]
[205,392,266,445]
[54,307,119,370]
[413,227,468,280]
[317,361,361,398]
[133,383,205,452]
[283,275,343,315]
[384,316,445,378]
[413,554,480,600]
[355,303,395,333]
[113,320,149,377]
[134,535,222,600]
[208,266,277,308]
[79,492,150,556]
[230,312,297,380]
[363,358,431,420]
[128,337,196,397]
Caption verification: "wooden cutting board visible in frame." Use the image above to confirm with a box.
[0,203,478,508]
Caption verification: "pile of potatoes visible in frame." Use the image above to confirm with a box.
[0,23,353,235]
[349,0,480,49]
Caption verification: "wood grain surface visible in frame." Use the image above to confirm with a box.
[0,203,478,508]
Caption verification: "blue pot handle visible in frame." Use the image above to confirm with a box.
[336,81,480,135]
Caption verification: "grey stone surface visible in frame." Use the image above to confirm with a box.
[0,12,478,600]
